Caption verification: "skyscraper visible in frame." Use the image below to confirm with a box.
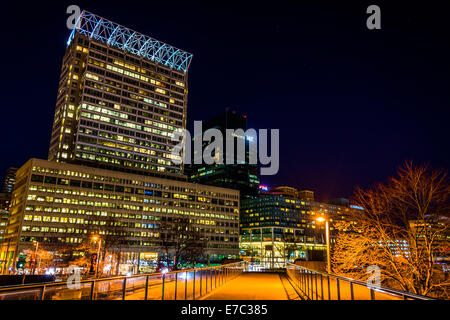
[48,11,193,178]
[186,111,260,198]
[3,167,17,194]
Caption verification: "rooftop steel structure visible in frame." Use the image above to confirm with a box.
[67,10,193,72]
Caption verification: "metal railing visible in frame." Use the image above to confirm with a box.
[0,262,247,300]
[286,263,434,300]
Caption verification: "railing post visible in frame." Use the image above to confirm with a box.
[161,273,165,300]
[298,270,301,292]
[193,271,196,300]
[370,288,375,300]
[350,281,354,300]
[200,270,202,296]
[302,270,308,295]
[320,274,324,300]
[174,273,178,300]
[144,276,149,300]
[315,273,318,300]
[184,271,188,300]
[40,285,46,300]
[327,275,331,300]
[306,271,309,299]
[122,278,127,300]
[90,280,95,300]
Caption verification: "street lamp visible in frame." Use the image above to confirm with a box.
[92,235,102,278]
[316,216,331,274]
[32,240,39,275]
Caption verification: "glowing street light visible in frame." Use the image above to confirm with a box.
[32,240,39,275]
[92,235,102,278]
[316,216,331,274]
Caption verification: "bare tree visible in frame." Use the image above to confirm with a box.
[332,161,450,298]
[158,216,207,270]
[99,216,128,276]
[22,247,54,274]
[58,241,97,273]
[84,215,128,276]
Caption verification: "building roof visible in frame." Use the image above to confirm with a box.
[67,10,193,72]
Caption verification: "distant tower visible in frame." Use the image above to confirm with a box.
[3,167,17,194]
[186,111,260,198]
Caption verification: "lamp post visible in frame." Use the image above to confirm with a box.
[316,216,331,274]
[92,235,102,278]
[32,240,39,275]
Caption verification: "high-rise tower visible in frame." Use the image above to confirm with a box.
[186,111,260,198]
[48,11,193,178]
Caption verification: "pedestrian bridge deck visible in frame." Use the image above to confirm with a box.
[202,272,301,300]
[0,263,432,300]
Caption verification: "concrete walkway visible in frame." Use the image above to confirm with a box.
[202,273,300,300]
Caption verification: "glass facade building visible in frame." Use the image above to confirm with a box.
[240,186,363,267]
[186,111,260,198]
[3,167,17,194]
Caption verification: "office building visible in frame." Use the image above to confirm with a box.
[0,193,11,241]
[3,167,17,194]
[270,186,314,201]
[1,159,239,273]
[186,111,260,198]
[48,11,192,177]
[240,185,363,266]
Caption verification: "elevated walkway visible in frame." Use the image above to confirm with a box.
[0,262,433,300]
[201,272,301,300]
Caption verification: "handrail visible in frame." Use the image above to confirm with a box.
[0,261,245,299]
[0,262,243,292]
[286,262,434,300]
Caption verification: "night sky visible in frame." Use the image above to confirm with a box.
[1,1,449,201]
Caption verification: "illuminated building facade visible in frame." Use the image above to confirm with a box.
[3,167,17,194]
[0,193,12,272]
[186,111,260,198]
[48,11,192,177]
[0,193,11,242]
[240,193,326,268]
[1,159,239,273]
[240,185,363,267]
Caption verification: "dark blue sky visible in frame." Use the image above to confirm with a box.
[1,1,449,201]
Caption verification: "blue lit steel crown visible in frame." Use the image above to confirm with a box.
[67,11,193,72]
